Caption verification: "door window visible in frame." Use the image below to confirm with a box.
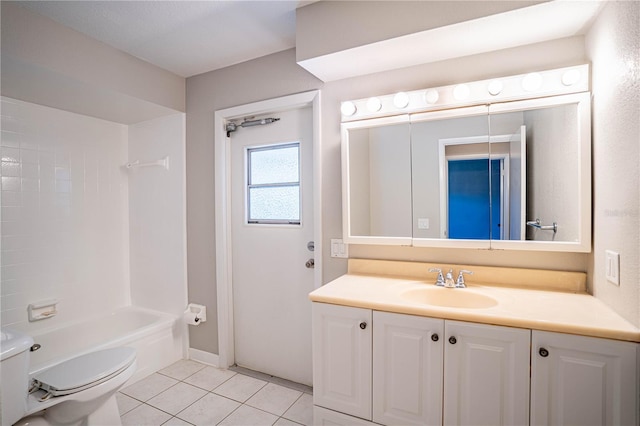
[246,143,301,224]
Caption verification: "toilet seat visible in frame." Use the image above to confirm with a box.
[31,347,136,398]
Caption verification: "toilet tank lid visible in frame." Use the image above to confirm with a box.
[1,328,34,361]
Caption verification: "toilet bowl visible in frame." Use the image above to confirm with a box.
[1,328,136,426]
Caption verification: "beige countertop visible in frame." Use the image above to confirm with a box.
[309,261,640,343]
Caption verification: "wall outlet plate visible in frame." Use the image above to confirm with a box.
[330,239,348,258]
[605,250,620,286]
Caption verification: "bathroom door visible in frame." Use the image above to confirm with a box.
[447,158,501,239]
[230,106,314,386]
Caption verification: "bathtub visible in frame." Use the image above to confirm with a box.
[24,306,184,383]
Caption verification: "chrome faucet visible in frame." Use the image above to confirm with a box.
[455,270,473,288]
[444,269,455,288]
[428,268,445,286]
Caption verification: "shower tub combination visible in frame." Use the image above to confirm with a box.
[24,306,183,383]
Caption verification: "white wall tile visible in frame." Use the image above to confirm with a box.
[128,114,187,316]
[0,96,130,330]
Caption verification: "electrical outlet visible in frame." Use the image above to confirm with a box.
[418,218,430,229]
[605,250,620,286]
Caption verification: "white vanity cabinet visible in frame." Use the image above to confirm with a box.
[312,303,372,421]
[312,303,530,426]
[531,330,639,426]
[443,320,531,426]
[373,311,444,425]
[312,302,639,426]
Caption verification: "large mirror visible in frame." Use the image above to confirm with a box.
[342,116,413,245]
[342,92,591,252]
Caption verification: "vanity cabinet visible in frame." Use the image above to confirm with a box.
[443,320,530,426]
[373,311,444,425]
[311,303,372,420]
[312,302,639,426]
[530,330,639,426]
[312,303,530,426]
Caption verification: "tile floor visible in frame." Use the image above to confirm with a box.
[117,360,313,426]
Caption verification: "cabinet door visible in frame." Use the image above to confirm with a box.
[443,320,531,426]
[373,311,444,426]
[312,303,372,420]
[531,330,639,426]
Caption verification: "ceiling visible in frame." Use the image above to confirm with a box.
[18,1,310,78]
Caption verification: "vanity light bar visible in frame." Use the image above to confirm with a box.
[340,64,589,122]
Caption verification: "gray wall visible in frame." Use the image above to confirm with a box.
[525,105,580,242]
[296,1,543,62]
[186,35,590,355]
[586,0,640,328]
[185,49,322,353]
[1,2,185,123]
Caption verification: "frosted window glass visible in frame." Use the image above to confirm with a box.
[250,145,299,184]
[249,186,300,222]
[247,143,301,224]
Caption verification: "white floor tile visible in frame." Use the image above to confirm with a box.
[121,373,179,402]
[274,418,302,426]
[177,393,240,426]
[246,383,302,417]
[121,403,172,426]
[282,393,313,426]
[163,417,194,426]
[184,366,237,391]
[217,404,279,426]
[116,392,142,416]
[159,359,207,381]
[147,382,208,415]
[213,374,267,403]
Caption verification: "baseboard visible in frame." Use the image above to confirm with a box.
[188,347,219,367]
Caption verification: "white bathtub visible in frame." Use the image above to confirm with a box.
[25,306,184,383]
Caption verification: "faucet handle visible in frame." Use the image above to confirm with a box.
[428,268,445,286]
[456,270,473,288]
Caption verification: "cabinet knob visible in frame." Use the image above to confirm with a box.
[431,333,439,342]
[448,336,457,344]
[539,347,549,357]
[359,322,367,330]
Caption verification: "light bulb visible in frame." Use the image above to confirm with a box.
[453,84,470,101]
[487,80,503,96]
[424,90,439,104]
[522,73,542,91]
[562,69,581,86]
[366,97,382,112]
[393,92,410,109]
[341,101,357,116]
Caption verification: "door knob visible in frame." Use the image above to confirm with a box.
[305,258,315,268]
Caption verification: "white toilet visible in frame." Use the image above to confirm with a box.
[1,328,136,426]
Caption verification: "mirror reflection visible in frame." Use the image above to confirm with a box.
[347,121,412,239]
[490,103,580,242]
[411,112,490,240]
[343,94,588,248]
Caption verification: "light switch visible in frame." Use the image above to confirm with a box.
[605,250,620,286]
[418,218,430,230]
[331,239,349,258]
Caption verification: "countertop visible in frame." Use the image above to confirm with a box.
[309,271,640,343]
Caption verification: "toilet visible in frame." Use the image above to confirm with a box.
[1,328,136,426]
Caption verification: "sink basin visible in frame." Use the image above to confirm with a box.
[402,287,498,309]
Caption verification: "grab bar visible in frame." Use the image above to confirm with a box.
[526,218,557,233]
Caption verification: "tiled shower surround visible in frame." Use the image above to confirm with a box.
[1,96,130,330]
